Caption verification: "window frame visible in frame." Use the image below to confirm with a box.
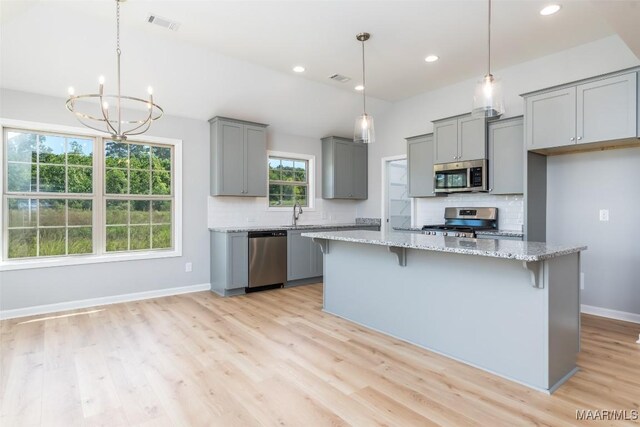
[0,118,183,271]
[266,150,315,211]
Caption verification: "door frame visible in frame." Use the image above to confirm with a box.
[380,155,415,232]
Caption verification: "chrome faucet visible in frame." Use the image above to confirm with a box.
[292,202,303,227]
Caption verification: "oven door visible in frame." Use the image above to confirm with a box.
[434,165,469,193]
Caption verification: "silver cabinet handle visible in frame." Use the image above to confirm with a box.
[570,137,575,141]
[489,188,493,192]
[577,136,583,140]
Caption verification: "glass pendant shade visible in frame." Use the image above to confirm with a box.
[472,74,504,118]
[354,113,375,144]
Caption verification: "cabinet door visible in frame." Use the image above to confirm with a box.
[227,232,248,289]
[488,118,524,195]
[433,119,458,163]
[525,87,576,150]
[218,121,245,195]
[577,73,637,144]
[287,230,314,281]
[407,135,435,197]
[244,124,267,196]
[333,140,353,198]
[458,116,487,161]
[351,143,368,199]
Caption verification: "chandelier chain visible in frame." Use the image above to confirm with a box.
[116,0,121,54]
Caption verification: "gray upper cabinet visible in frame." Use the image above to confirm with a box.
[210,117,268,196]
[406,133,435,197]
[488,117,524,195]
[322,136,368,199]
[577,73,637,144]
[433,114,488,164]
[524,71,638,150]
[525,87,576,150]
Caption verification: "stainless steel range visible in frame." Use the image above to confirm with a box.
[421,207,498,238]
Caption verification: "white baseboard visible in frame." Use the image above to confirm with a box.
[581,304,640,324]
[0,283,211,320]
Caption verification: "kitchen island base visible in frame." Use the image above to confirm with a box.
[316,237,581,393]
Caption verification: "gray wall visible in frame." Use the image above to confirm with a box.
[0,89,210,311]
[547,147,640,315]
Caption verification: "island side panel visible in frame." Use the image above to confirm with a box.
[547,252,581,390]
[323,240,550,390]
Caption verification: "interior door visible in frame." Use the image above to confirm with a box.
[386,159,411,229]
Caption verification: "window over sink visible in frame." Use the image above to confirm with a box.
[267,151,315,209]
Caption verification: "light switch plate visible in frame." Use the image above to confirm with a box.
[185,262,192,272]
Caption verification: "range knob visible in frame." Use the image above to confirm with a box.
[443,232,448,236]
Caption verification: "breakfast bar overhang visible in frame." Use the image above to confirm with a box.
[303,230,587,393]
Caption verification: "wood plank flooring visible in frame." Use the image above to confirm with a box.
[1,284,639,426]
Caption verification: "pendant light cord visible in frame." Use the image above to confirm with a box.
[361,39,367,115]
[487,0,491,76]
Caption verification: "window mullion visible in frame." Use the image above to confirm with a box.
[95,136,105,256]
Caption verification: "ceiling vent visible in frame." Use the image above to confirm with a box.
[147,14,180,31]
[329,74,351,83]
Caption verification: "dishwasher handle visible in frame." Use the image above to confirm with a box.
[248,230,287,238]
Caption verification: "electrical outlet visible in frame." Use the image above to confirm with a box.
[321,211,328,220]
[185,262,192,272]
[580,272,585,290]
[247,217,256,223]
[599,209,609,222]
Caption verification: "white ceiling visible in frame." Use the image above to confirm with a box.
[1,0,638,135]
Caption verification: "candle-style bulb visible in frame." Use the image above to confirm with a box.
[99,75,105,85]
[68,87,75,96]
[102,101,109,110]
[147,86,153,95]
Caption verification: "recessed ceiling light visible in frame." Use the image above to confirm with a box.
[293,66,305,73]
[355,85,364,91]
[425,55,439,63]
[540,4,561,16]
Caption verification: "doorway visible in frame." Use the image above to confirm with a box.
[382,156,412,230]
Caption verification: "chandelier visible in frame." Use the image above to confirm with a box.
[66,0,163,141]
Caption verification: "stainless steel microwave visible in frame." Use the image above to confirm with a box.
[434,159,488,193]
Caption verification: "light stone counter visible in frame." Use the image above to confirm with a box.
[302,230,584,262]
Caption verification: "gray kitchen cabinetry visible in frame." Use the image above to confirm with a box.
[210,231,248,296]
[433,114,489,164]
[406,133,436,197]
[287,228,332,281]
[322,136,368,199]
[488,116,524,195]
[210,116,268,196]
[525,71,637,150]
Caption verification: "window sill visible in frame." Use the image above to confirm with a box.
[0,249,182,272]
[266,206,316,212]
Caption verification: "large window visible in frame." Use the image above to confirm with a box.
[268,156,309,207]
[1,121,181,268]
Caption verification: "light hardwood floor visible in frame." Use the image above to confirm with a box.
[1,284,639,426]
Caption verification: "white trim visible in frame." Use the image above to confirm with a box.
[380,154,414,232]
[581,304,640,324]
[0,283,211,320]
[266,150,316,211]
[0,118,183,269]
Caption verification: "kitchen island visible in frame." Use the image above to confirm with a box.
[302,230,587,393]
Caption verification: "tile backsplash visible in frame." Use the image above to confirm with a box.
[414,194,524,231]
[208,197,358,228]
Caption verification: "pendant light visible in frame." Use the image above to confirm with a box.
[66,0,163,141]
[354,32,374,144]
[472,0,504,118]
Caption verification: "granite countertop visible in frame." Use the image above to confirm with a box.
[302,230,586,262]
[209,223,375,233]
[393,227,524,238]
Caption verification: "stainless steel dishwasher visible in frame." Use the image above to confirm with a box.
[248,230,287,289]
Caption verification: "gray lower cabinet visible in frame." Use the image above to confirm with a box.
[433,114,489,164]
[210,231,248,295]
[524,71,638,150]
[488,116,524,195]
[322,136,368,199]
[406,133,435,197]
[210,117,268,196]
[287,228,332,281]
